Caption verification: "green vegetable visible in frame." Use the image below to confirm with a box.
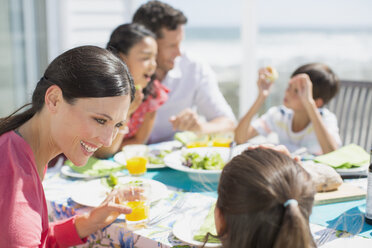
[183,152,225,170]
[66,157,125,176]
[193,203,220,243]
[174,131,198,145]
[101,173,119,189]
[148,149,171,164]
[107,173,118,188]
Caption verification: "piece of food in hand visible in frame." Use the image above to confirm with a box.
[101,173,119,189]
[265,66,279,83]
[135,85,142,91]
[301,161,343,192]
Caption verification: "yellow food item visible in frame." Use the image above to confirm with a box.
[125,200,149,221]
[135,85,142,91]
[266,66,279,83]
[126,156,147,175]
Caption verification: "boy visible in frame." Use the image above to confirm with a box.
[235,63,342,155]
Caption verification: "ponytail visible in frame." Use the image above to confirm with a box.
[273,203,316,248]
[0,104,35,136]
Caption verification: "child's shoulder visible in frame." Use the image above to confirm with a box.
[318,107,337,120]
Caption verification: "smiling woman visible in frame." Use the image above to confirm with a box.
[0,45,142,247]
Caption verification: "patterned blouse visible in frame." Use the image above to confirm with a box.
[125,80,169,139]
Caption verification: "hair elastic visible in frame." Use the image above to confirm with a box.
[283,199,298,208]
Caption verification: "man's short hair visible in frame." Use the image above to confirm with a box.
[132,0,187,38]
[291,63,340,105]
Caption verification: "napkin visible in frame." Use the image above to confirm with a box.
[193,203,220,243]
[66,157,125,176]
[314,144,370,169]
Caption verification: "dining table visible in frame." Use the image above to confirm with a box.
[43,141,372,248]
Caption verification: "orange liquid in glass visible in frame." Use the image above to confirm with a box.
[212,138,231,147]
[125,200,149,221]
[126,156,147,175]
[186,141,209,148]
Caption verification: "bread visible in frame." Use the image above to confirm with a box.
[265,66,279,83]
[301,161,343,192]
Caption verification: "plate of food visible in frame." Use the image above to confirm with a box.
[61,157,126,179]
[163,147,230,182]
[114,143,180,169]
[173,204,221,248]
[70,176,169,208]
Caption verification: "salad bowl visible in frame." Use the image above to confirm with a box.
[163,147,230,182]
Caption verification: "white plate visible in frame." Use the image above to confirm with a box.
[173,212,221,248]
[113,151,166,169]
[70,177,169,207]
[163,147,230,182]
[335,161,369,176]
[60,164,126,179]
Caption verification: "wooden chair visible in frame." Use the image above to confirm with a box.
[326,80,372,151]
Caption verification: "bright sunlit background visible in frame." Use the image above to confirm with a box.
[1,0,371,118]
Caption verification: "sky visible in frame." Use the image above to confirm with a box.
[135,0,372,28]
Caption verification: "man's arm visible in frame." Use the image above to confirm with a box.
[169,109,235,134]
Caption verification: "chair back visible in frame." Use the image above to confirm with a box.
[326,80,372,151]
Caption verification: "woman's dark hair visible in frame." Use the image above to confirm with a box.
[107,23,157,100]
[132,0,187,38]
[0,45,135,136]
[215,148,316,248]
[291,63,340,105]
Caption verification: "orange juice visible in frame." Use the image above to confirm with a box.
[125,200,149,221]
[126,156,147,176]
[212,137,232,147]
[186,141,209,148]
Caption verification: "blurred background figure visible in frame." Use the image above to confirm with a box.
[132,1,236,143]
[1,0,371,131]
[95,23,169,158]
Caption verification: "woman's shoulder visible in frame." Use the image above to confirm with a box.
[0,130,33,162]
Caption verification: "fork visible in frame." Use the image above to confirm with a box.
[147,195,187,226]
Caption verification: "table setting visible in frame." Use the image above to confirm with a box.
[43,132,372,247]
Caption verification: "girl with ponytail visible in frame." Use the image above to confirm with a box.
[0,46,140,247]
[212,146,316,248]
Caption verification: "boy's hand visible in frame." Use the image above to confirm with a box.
[257,68,275,97]
[290,74,315,107]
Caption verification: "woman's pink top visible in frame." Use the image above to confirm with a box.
[0,131,86,247]
[125,80,169,139]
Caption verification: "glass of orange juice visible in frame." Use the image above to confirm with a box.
[211,132,234,147]
[122,145,148,176]
[119,182,151,228]
[186,134,210,148]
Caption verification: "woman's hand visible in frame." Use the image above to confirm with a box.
[75,186,142,238]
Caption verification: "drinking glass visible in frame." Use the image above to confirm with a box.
[119,181,151,228]
[122,145,148,176]
[211,132,234,147]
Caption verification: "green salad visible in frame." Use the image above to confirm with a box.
[182,152,225,170]
[148,149,172,164]
[66,157,125,176]
[194,203,220,243]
